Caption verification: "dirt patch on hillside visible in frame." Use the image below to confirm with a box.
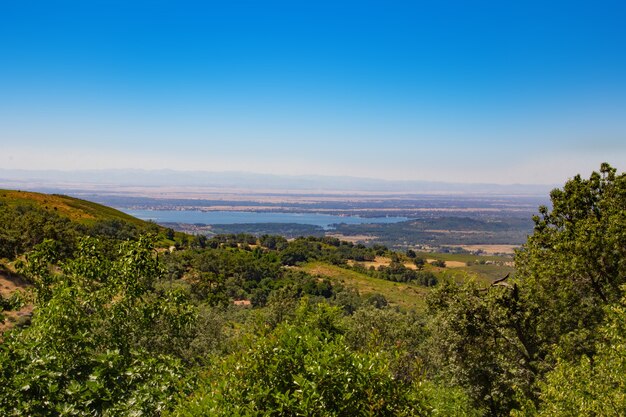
[1,270,33,334]
[0,305,34,333]
[348,257,428,271]
[444,261,466,268]
[451,244,519,255]
[325,234,377,244]
[0,270,29,298]
[347,256,391,269]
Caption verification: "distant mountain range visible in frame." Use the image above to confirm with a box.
[0,169,556,196]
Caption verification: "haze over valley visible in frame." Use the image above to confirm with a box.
[0,168,547,252]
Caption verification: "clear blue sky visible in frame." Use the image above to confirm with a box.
[1,0,625,184]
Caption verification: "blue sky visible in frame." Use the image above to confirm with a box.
[1,0,625,184]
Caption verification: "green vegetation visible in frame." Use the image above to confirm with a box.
[536,290,626,416]
[211,222,325,238]
[1,163,625,416]
[0,190,146,226]
[299,262,429,311]
[331,215,533,247]
[427,163,626,415]
[0,237,193,415]
[176,304,432,417]
[0,189,185,259]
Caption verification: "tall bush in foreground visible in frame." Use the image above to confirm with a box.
[173,302,479,417]
[0,237,195,416]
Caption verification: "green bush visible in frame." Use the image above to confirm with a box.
[173,302,478,417]
[174,326,424,416]
[0,236,195,416]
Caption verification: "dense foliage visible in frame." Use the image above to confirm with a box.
[0,237,194,415]
[0,203,77,259]
[0,201,173,260]
[536,288,626,416]
[175,304,433,417]
[1,164,625,416]
[427,163,626,415]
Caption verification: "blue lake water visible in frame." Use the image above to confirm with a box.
[122,209,408,229]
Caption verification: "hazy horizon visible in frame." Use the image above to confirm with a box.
[0,167,557,197]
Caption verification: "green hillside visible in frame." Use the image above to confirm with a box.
[298,258,513,312]
[0,189,146,226]
[299,261,429,311]
[0,189,184,261]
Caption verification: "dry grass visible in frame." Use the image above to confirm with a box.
[325,233,377,243]
[0,190,95,221]
[450,244,520,254]
[0,267,29,298]
[347,256,391,269]
[425,259,466,268]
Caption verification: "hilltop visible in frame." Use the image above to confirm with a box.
[0,188,188,265]
[0,189,147,227]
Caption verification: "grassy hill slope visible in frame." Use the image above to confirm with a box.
[413,251,516,283]
[0,189,148,226]
[299,254,515,312]
[298,262,430,311]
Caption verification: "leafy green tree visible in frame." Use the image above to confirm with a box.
[536,287,626,416]
[259,234,288,250]
[86,219,139,241]
[331,285,363,315]
[515,163,626,359]
[279,239,322,265]
[426,279,532,415]
[426,164,626,415]
[0,236,195,416]
[430,259,446,268]
[414,257,426,270]
[344,306,427,383]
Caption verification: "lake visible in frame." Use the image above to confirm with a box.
[122,209,408,230]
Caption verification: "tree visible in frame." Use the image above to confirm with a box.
[515,163,626,359]
[427,280,532,415]
[430,259,446,268]
[426,164,626,415]
[414,257,426,270]
[0,236,195,415]
[537,287,626,416]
